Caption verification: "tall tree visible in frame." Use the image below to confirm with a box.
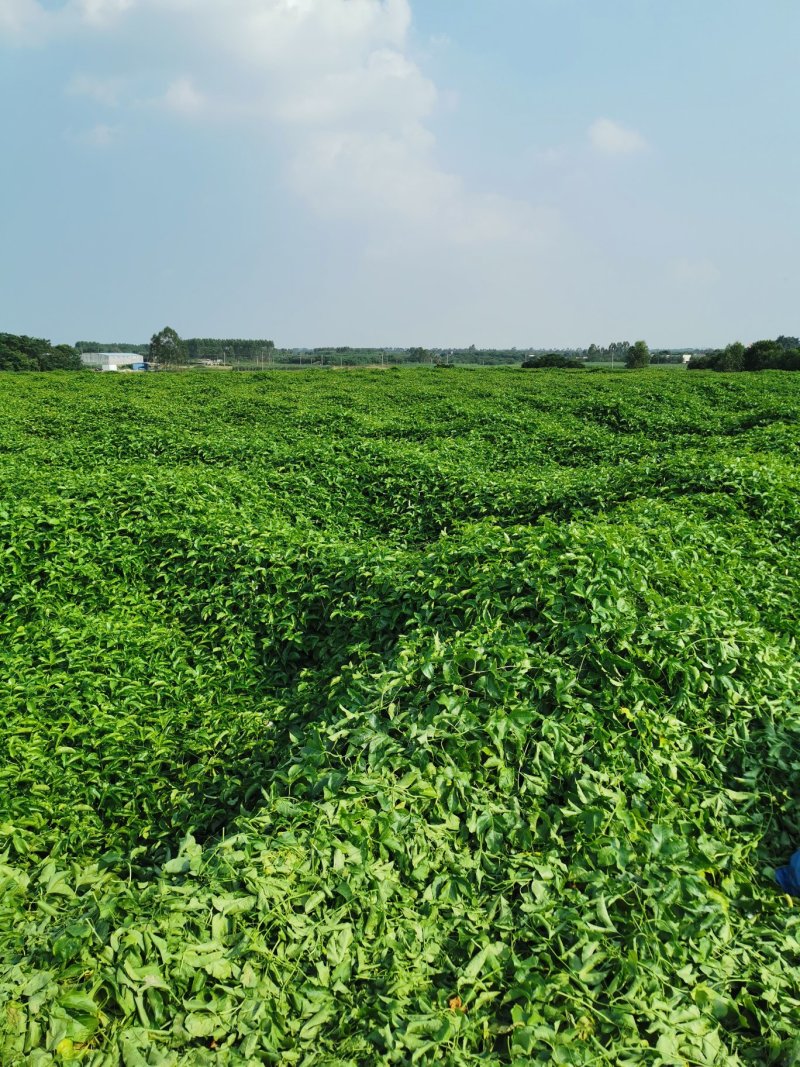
[149,327,186,366]
[626,340,650,369]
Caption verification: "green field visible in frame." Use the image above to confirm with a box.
[2,368,800,1065]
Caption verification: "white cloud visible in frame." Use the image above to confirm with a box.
[202,0,412,69]
[589,117,647,156]
[12,0,558,258]
[125,0,549,252]
[1,0,132,42]
[66,72,124,105]
[272,47,436,127]
[0,0,47,42]
[289,125,552,249]
[162,76,204,116]
[75,0,135,28]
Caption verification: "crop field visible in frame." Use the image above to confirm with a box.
[2,368,800,1065]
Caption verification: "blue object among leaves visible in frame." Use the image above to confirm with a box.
[775,851,800,896]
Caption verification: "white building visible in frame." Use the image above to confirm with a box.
[80,352,146,371]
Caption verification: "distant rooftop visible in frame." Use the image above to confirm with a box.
[81,351,144,367]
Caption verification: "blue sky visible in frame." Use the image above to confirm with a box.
[1,0,798,348]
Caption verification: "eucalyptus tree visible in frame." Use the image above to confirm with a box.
[149,326,187,366]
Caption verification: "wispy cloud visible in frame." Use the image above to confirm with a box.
[537,146,565,166]
[75,0,135,29]
[66,72,124,106]
[589,117,647,156]
[161,76,205,116]
[65,121,117,146]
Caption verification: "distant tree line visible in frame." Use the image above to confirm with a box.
[442,347,527,365]
[72,333,678,370]
[688,337,800,372]
[586,341,632,363]
[523,341,651,370]
[18,330,800,375]
[185,338,275,361]
[649,351,688,364]
[79,337,278,362]
[76,341,149,356]
[0,334,83,371]
[301,347,393,366]
[148,331,278,365]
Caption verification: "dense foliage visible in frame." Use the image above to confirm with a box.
[521,353,583,369]
[689,338,800,372]
[0,333,82,371]
[2,369,800,1064]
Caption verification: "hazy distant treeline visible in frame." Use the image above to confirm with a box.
[71,337,705,368]
[5,332,799,372]
[76,339,277,361]
[185,339,276,360]
[76,341,149,356]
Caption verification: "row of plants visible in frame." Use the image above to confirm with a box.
[2,368,800,1063]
